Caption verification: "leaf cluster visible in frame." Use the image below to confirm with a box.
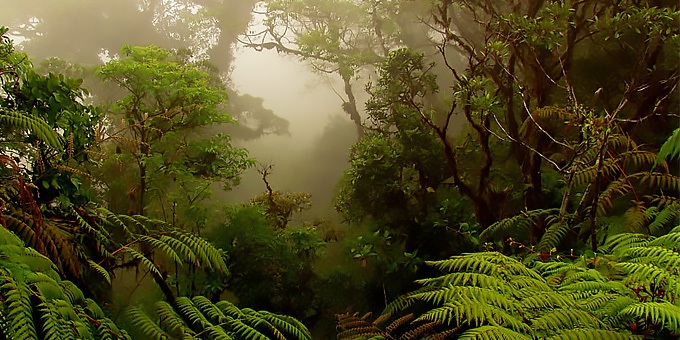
[338,233,680,339]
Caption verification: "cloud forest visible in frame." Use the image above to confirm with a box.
[0,0,678,339]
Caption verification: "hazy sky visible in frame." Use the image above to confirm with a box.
[228,46,357,211]
[0,0,357,213]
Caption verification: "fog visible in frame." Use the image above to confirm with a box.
[228,46,357,215]
[0,0,357,217]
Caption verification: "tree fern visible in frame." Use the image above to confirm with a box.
[336,318,387,340]
[655,127,680,167]
[618,302,680,334]
[126,296,312,340]
[126,306,168,340]
[545,329,642,339]
[87,259,112,285]
[530,308,603,331]
[458,325,530,340]
[0,273,37,340]
[537,221,573,253]
[254,311,312,340]
[646,203,680,236]
[0,228,131,339]
[480,209,560,245]
[156,301,189,337]
[119,245,163,278]
[339,251,643,339]
[0,109,62,149]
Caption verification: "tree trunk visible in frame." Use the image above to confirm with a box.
[138,163,146,216]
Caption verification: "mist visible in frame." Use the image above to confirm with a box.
[228,46,357,215]
[1,0,357,217]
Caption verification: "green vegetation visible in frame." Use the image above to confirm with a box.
[1,0,679,339]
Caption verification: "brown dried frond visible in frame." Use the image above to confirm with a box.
[54,165,93,179]
[373,312,392,326]
[67,133,74,158]
[336,313,368,329]
[82,149,108,159]
[36,151,44,173]
[386,313,414,334]
[338,319,372,331]
[399,321,440,340]
[337,326,386,340]
[428,326,461,340]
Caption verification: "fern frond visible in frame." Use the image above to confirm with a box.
[336,312,373,333]
[426,252,543,280]
[1,274,38,340]
[597,296,638,327]
[411,285,516,310]
[621,150,658,169]
[216,300,244,319]
[640,172,680,193]
[117,214,151,235]
[155,301,187,336]
[596,179,633,216]
[192,296,228,327]
[120,246,162,278]
[415,272,513,294]
[94,318,131,340]
[624,245,680,271]
[416,300,530,333]
[615,262,678,299]
[399,320,441,339]
[647,204,679,235]
[240,311,285,340]
[559,280,630,295]
[138,235,183,265]
[257,311,312,340]
[384,313,412,334]
[458,325,531,340]
[86,259,111,285]
[510,276,553,292]
[560,269,608,286]
[84,298,106,319]
[32,280,64,301]
[619,302,680,334]
[169,231,227,273]
[158,234,199,267]
[603,233,651,255]
[531,308,602,331]
[337,325,385,340]
[125,306,167,340]
[175,296,211,330]
[537,222,572,252]
[372,312,392,326]
[195,324,232,339]
[97,208,135,239]
[224,318,268,340]
[38,301,67,340]
[655,127,680,167]
[382,287,433,315]
[545,328,640,339]
[649,231,680,251]
[519,291,577,310]
[71,207,111,242]
[577,292,620,311]
[3,214,41,254]
[573,160,619,187]
[0,109,61,149]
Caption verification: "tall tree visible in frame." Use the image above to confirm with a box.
[242,0,434,135]
[98,45,252,223]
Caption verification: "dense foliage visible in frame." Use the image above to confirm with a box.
[0,26,310,339]
[1,0,679,338]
